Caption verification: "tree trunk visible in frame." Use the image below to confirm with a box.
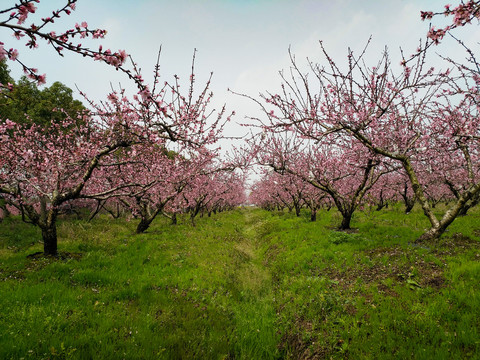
[375,190,386,211]
[329,195,353,230]
[404,200,415,214]
[295,204,301,217]
[40,209,58,256]
[40,196,48,223]
[416,225,446,242]
[42,225,58,255]
[339,212,352,230]
[171,212,177,225]
[310,209,317,222]
[458,195,479,216]
[136,217,153,234]
[400,182,416,214]
[376,203,387,211]
[416,200,470,242]
[88,200,104,222]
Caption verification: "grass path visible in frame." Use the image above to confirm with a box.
[227,209,279,359]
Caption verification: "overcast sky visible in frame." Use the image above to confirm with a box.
[3,0,479,145]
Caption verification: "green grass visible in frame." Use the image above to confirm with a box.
[0,205,479,359]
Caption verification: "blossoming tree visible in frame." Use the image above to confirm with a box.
[250,37,479,240]
[0,1,237,254]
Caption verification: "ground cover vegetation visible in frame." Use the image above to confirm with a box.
[0,206,479,359]
[1,0,480,358]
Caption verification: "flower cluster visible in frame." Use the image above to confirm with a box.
[0,0,127,85]
[422,1,480,44]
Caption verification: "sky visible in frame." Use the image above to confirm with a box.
[3,0,479,156]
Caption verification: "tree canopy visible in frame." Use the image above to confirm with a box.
[0,61,85,127]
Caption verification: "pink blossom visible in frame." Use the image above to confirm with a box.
[8,48,19,61]
[25,3,37,13]
[5,119,16,129]
[37,74,46,85]
[92,29,106,39]
[116,49,128,64]
[107,92,118,102]
[427,27,447,44]
[420,11,434,20]
[16,4,35,24]
[473,74,480,85]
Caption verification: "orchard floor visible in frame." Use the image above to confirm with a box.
[1,205,480,359]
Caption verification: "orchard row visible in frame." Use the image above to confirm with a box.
[246,1,480,241]
[1,1,480,255]
[0,1,246,255]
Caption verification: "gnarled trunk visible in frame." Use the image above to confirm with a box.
[136,217,153,234]
[416,224,447,242]
[458,194,479,216]
[403,158,480,242]
[339,211,352,230]
[400,182,416,214]
[135,201,165,234]
[404,199,415,214]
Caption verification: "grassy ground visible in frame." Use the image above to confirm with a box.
[0,204,479,359]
